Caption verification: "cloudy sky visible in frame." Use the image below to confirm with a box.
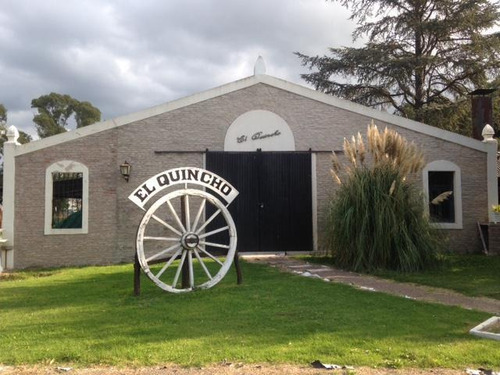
[0,0,357,138]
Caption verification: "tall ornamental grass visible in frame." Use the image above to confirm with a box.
[328,123,443,272]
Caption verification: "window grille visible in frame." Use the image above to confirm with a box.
[52,172,83,229]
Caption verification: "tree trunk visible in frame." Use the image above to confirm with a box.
[414,5,425,123]
[414,72,424,122]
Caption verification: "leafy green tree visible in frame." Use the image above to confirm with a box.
[74,101,102,127]
[0,104,7,123]
[31,93,101,138]
[296,0,500,127]
[0,104,32,156]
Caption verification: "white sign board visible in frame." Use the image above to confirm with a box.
[129,167,239,208]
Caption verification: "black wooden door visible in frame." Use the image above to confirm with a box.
[206,151,312,252]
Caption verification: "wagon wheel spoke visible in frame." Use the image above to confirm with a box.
[146,243,181,263]
[172,250,188,288]
[155,247,183,279]
[197,245,224,266]
[166,200,186,233]
[144,236,180,242]
[195,208,221,234]
[199,241,230,249]
[191,198,206,232]
[188,252,194,288]
[184,195,191,232]
[193,248,213,280]
[151,214,182,236]
[198,226,229,239]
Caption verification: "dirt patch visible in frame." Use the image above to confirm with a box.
[0,272,22,281]
[0,364,470,375]
[0,271,55,281]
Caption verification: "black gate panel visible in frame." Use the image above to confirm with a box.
[286,154,313,251]
[259,153,288,252]
[258,153,312,252]
[206,151,312,252]
[205,152,260,252]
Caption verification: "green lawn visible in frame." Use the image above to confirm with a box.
[0,261,498,369]
[304,254,500,300]
[373,255,500,300]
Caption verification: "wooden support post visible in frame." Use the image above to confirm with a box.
[180,195,190,289]
[134,253,141,296]
[234,251,243,285]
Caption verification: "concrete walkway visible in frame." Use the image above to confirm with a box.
[245,255,500,315]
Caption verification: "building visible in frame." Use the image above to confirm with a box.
[1,59,497,270]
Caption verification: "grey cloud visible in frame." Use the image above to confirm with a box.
[0,0,355,136]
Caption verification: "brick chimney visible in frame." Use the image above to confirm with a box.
[470,88,496,140]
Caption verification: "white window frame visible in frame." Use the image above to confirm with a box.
[422,160,462,229]
[45,160,89,235]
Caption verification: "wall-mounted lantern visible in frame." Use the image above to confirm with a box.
[120,161,132,182]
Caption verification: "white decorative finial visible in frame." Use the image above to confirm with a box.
[254,56,266,75]
[482,124,496,143]
[6,125,19,144]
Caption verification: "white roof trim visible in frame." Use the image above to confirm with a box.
[256,75,488,152]
[16,75,260,156]
[15,73,488,156]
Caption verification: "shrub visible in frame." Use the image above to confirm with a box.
[327,123,443,272]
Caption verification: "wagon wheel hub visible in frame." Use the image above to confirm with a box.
[181,232,200,250]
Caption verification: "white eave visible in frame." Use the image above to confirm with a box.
[15,73,489,156]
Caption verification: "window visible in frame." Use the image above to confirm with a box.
[423,160,462,229]
[45,161,88,234]
[428,171,454,223]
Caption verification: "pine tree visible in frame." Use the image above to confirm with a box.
[296,0,500,126]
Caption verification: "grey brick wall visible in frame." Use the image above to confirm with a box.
[12,83,488,268]
[14,130,118,268]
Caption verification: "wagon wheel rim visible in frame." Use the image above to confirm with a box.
[136,189,237,293]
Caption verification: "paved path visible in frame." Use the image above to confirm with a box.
[245,255,500,315]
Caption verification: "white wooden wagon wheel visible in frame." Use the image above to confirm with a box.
[136,188,237,293]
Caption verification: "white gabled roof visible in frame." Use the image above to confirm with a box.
[15,73,489,156]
